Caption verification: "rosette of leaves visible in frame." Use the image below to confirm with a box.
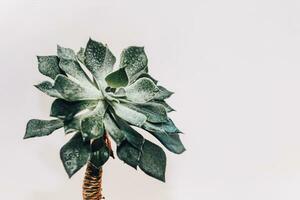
[24,38,185,183]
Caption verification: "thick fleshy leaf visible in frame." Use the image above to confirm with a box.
[139,140,166,182]
[24,119,63,139]
[57,45,76,60]
[112,102,147,127]
[64,117,81,134]
[84,39,116,88]
[35,81,63,98]
[125,78,159,103]
[59,58,92,85]
[154,86,174,100]
[124,102,168,123]
[37,56,64,79]
[137,73,158,84]
[120,46,148,83]
[105,68,128,88]
[143,118,181,134]
[113,115,145,150]
[103,113,125,145]
[117,141,141,169]
[151,100,175,112]
[90,138,110,168]
[81,102,107,141]
[77,47,85,64]
[105,46,147,88]
[50,99,98,120]
[54,75,102,101]
[60,133,90,178]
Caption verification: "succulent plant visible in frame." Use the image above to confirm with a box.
[24,38,185,198]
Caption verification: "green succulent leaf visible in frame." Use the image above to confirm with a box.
[124,102,168,123]
[125,78,159,103]
[59,58,92,85]
[137,73,158,84]
[50,99,98,120]
[154,86,174,100]
[151,100,175,112]
[35,81,63,98]
[139,140,166,182]
[112,102,147,127]
[117,141,141,169]
[24,119,63,139]
[103,113,125,145]
[90,138,110,168]
[37,56,64,80]
[64,117,81,134]
[57,45,77,61]
[77,47,85,64]
[114,116,145,150]
[54,75,102,101]
[80,102,107,141]
[60,133,90,178]
[84,39,116,88]
[105,68,128,88]
[105,46,147,88]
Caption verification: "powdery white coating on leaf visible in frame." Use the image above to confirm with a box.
[112,102,147,127]
[37,56,63,80]
[59,58,92,85]
[57,45,77,61]
[84,39,116,88]
[54,75,102,101]
[35,81,63,98]
[125,78,159,103]
[120,46,148,83]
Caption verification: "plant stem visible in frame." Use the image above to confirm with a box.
[82,162,103,200]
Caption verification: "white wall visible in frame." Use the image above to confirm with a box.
[1,0,300,199]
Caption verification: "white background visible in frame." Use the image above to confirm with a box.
[1,0,300,199]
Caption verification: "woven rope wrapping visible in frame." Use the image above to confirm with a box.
[83,133,112,200]
[83,162,104,200]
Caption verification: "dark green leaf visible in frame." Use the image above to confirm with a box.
[37,56,63,80]
[50,99,98,120]
[24,119,63,139]
[139,140,166,182]
[103,113,125,145]
[105,68,128,88]
[90,138,110,168]
[117,141,141,169]
[60,133,90,178]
